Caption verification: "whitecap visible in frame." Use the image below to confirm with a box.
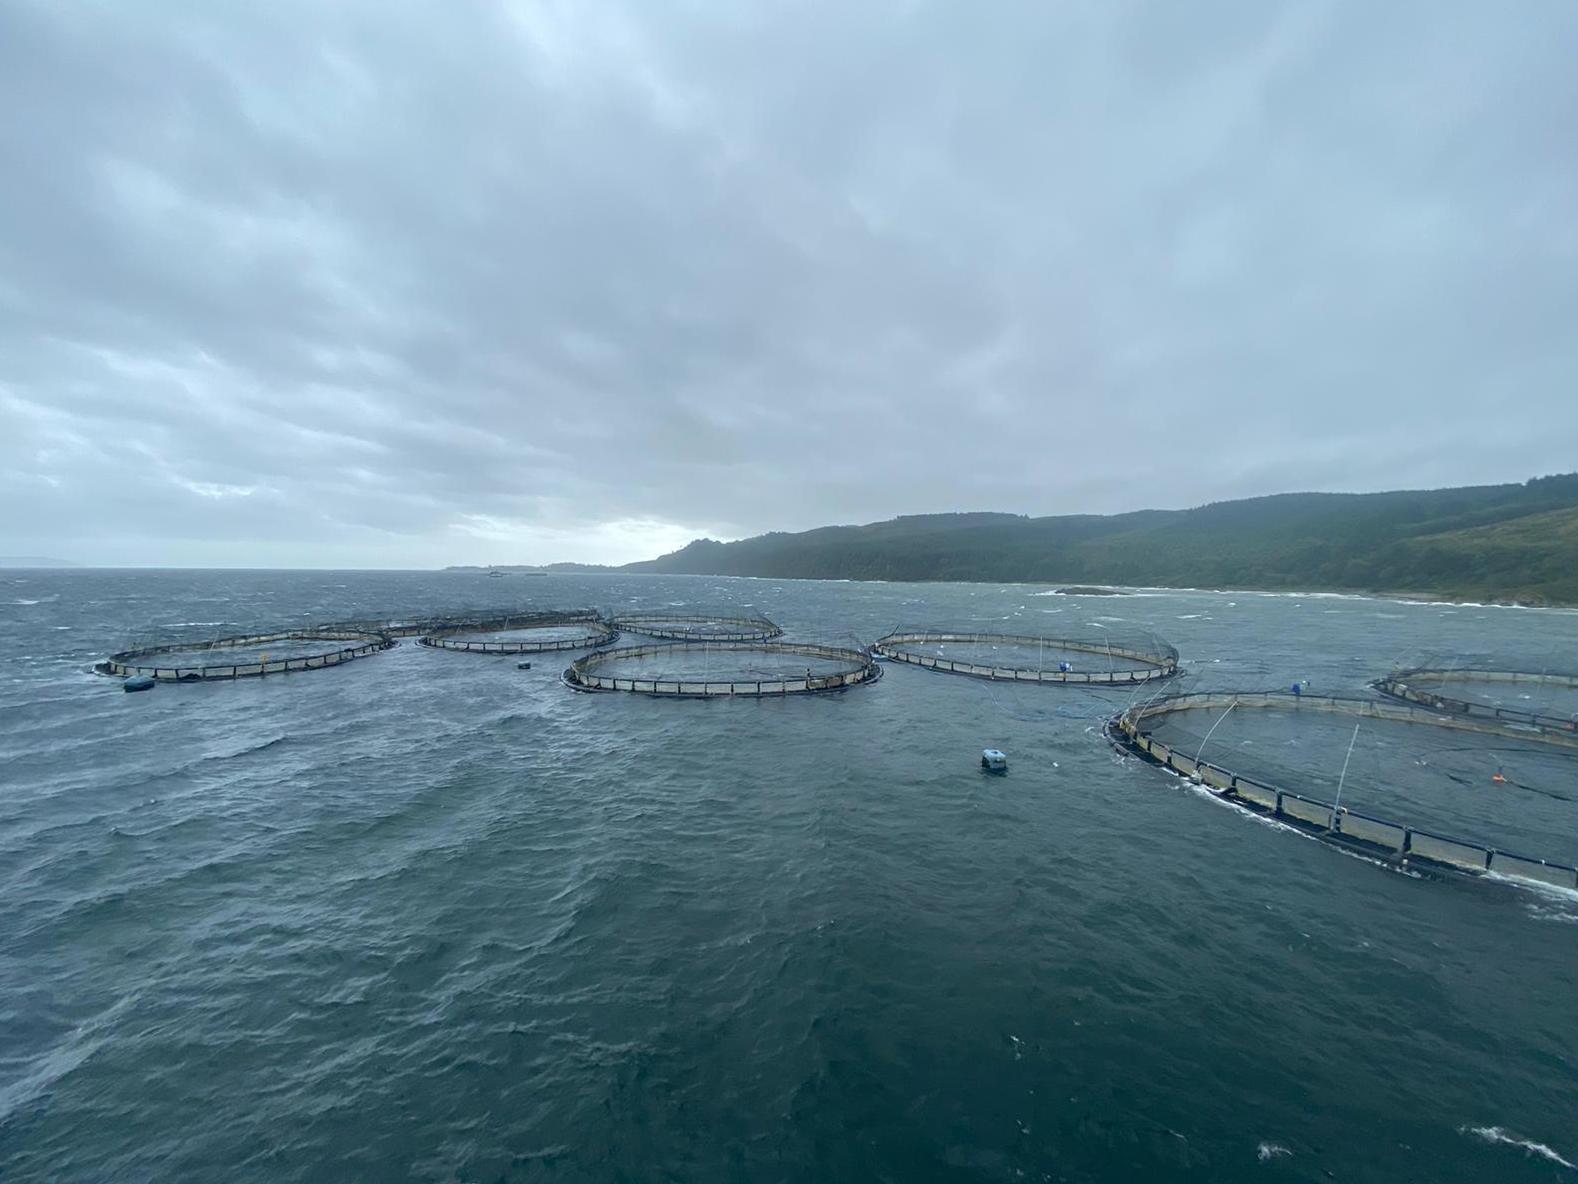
[1460,1125,1575,1170]
[1483,868,1578,905]
[1256,1142,1291,1161]
[1525,903,1578,925]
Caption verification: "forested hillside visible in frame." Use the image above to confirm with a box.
[625,476,1578,604]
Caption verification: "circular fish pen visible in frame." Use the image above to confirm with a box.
[1373,668,1578,734]
[563,640,878,696]
[1109,691,1578,891]
[96,628,395,682]
[418,610,615,654]
[610,612,782,642]
[874,630,1178,684]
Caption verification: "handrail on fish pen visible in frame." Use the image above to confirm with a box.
[874,629,1179,685]
[418,610,615,654]
[563,639,878,697]
[609,612,783,643]
[95,628,396,681]
[1107,691,1578,891]
[1373,668,1578,735]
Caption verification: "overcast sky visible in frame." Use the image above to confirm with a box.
[2,1,1575,567]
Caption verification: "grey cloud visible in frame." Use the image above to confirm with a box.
[2,0,1575,566]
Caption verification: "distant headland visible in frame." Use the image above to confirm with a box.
[513,475,1578,607]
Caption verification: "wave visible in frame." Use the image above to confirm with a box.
[1525,902,1578,925]
[214,734,293,761]
[1484,869,1578,905]
[1147,761,1426,881]
[1460,1125,1575,1170]
[1111,584,1578,614]
[0,992,138,1124]
[1256,1142,1291,1161]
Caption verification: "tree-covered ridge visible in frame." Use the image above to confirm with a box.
[627,475,1578,604]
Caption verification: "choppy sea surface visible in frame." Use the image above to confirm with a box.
[2,569,1575,1183]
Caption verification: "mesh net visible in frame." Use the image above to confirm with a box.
[877,629,1177,682]
[610,612,781,641]
[589,645,856,682]
[1137,697,1578,866]
[566,640,876,695]
[1379,669,1578,726]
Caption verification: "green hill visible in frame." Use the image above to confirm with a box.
[625,475,1578,604]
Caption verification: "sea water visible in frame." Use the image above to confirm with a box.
[1,569,1574,1182]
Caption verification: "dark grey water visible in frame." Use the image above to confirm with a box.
[2,570,1575,1182]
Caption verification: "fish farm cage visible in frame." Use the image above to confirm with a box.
[96,627,396,682]
[1108,690,1578,891]
[609,612,783,642]
[313,607,578,640]
[563,639,880,697]
[874,630,1179,685]
[1372,668,1578,734]
[418,609,615,654]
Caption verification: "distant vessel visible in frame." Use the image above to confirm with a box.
[487,570,506,578]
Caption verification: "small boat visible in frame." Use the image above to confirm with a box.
[123,675,157,693]
[980,748,1008,773]
[516,661,533,670]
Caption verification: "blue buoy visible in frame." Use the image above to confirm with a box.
[123,675,156,693]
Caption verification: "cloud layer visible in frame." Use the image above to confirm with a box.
[3,1,1575,565]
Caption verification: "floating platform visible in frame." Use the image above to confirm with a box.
[1373,668,1578,735]
[563,640,879,697]
[96,628,395,682]
[1108,691,1578,892]
[609,612,782,643]
[418,610,614,654]
[874,630,1179,685]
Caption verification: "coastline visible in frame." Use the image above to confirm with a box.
[579,569,1578,611]
[16,563,1575,610]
